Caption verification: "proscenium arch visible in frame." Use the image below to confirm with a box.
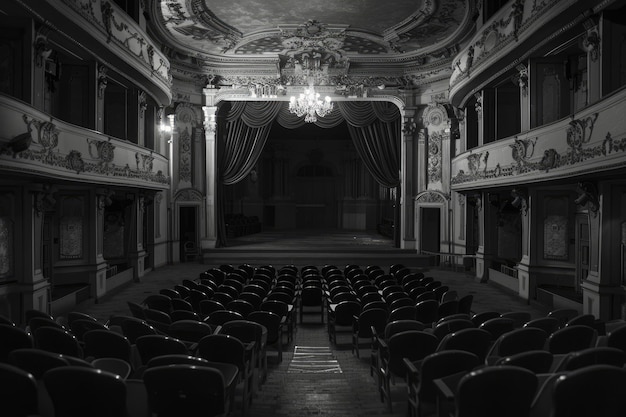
[200,87,418,251]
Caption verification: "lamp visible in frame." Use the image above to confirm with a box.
[289,84,333,123]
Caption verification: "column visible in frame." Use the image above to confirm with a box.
[91,188,112,297]
[21,185,54,316]
[400,107,417,249]
[512,188,532,301]
[127,193,147,282]
[201,104,218,249]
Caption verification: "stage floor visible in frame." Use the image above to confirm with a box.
[223,228,397,251]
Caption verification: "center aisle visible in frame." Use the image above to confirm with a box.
[248,320,406,417]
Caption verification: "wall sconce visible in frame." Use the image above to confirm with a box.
[160,114,175,143]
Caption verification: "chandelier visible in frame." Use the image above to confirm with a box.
[288,85,333,123]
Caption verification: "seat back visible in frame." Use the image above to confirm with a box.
[384,319,426,339]
[136,334,189,365]
[415,299,439,325]
[0,363,39,417]
[492,327,548,357]
[437,328,493,362]
[417,350,480,404]
[456,365,537,417]
[495,349,554,374]
[34,326,83,358]
[432,318,475,340]
[82,329,131,361]
[197,334,246,374]
[333,301,361,326]
[8,348,69,379]
[356,308,388,338]
[166,320,216,343]
[524,316,560,335]
[552,365,626,417]
[386,330,439,377]
[558,346,626,371]
[547,325,597,354]
[478,317,516,340]
[0,324,33,362]
[44,366,127,417]
[120,317,158,344]
[607,324,626,353]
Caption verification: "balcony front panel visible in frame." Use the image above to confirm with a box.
[451,88,626,191]
[0,95,169,189]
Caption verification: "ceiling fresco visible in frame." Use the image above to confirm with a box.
[149,0,474,87]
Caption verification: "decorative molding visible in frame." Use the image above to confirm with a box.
[510,188,528,216]
[87,138,116,173]
[138,91,147,117]
[98,65,108,99]
[96,189,114,213]
[575,181,599,218]
[33,184,57,217]
[582,26,601,62]
[415,190,449,204]
[403,117,417,136]
[467,193,482,210]
[174,188,204,202]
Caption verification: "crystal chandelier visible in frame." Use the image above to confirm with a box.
[289,85,333,123]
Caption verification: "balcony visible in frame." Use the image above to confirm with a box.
[449,0,594,107]
[0,95,169,189]
[451,87,626,191]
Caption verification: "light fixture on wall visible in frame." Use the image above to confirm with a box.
[161,114,176,143]
[289,83,333,123]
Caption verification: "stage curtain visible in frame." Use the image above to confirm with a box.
[336,101,401,188]
[216,101,282,247]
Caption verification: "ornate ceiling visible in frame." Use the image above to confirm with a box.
[147,0,475,89]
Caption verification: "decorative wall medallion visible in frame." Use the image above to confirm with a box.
[423,102,450,127]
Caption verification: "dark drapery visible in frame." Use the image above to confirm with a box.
[336,101,401,188]
[216,100,401,247]
[216,101,282,247]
